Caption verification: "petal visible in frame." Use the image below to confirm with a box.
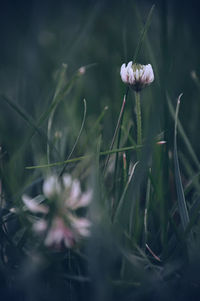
[22,195,49,214]
[127,61,133,68]
[120,64,128,82]
[70,180,81,200]
[71,190,92,210]
[127,67,134,84]
[43,175,61,199]
[72,217,91,237]
[62,174,72,189]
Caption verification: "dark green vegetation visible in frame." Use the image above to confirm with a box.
[1,0,200,300]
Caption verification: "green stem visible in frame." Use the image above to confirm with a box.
[135,92,142,148]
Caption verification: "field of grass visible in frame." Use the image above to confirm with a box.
[1,0,200,300]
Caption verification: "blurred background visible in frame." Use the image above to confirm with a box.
[1,0,200,300]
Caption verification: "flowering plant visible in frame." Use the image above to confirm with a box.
[22,174,92,249]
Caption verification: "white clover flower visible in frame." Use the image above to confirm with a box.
[120,61,154,92]
[22,173,92,249]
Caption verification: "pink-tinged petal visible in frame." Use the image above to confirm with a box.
[71,180,81,199]
[127,61,133,68]
[22,195,49,214]
[70,190,92,210]
[43,175,61,199]
[71,217,91,237]
[127,67,134,84]
[44,217,75,248]
[120,64,128,82]
[157,140,167,145]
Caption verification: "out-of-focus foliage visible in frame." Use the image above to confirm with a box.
[1,0,200,300]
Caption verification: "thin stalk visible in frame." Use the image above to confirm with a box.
[112,88,129,208]
[26,144,141,170]
[135,92,142,153]
[103,89,128,175]
[59,99,87,177]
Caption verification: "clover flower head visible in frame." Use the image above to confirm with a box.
[22,173,92,249]
[120,61,154,92]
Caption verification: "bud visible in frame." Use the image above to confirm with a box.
[120,61,154,92]
[78,66,86,75]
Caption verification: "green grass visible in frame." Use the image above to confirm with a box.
[0,1,200,300]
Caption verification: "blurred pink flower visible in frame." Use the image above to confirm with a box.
[22,173,92,249]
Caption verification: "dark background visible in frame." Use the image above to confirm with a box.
[1,1,200,300]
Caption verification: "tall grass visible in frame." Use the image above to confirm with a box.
[0,1,200,300]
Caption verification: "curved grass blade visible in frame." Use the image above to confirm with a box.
[59,99,87,177]
[93,105,109,130]
[184,196,200,237]
[143,169,151,247]
[168,94,200,169]
[47,63,68,164]
[103,91,128,174]
[174,93,189,230]
[113,161,138,223]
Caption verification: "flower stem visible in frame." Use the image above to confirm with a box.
[135,92,142,148]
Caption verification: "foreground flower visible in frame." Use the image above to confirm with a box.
[120,61,154,92]
[22,173,92,249]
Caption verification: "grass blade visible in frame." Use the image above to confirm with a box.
[174,93,189,230]
[47,63,68,164]
[168,94,200,169]
[26,144,141,170]
[133,4,155,62]
[113,161,138,223]
[0,95,43,136]
[59,99,87,176]
[103,92,128,174]
[0,95,58,154]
